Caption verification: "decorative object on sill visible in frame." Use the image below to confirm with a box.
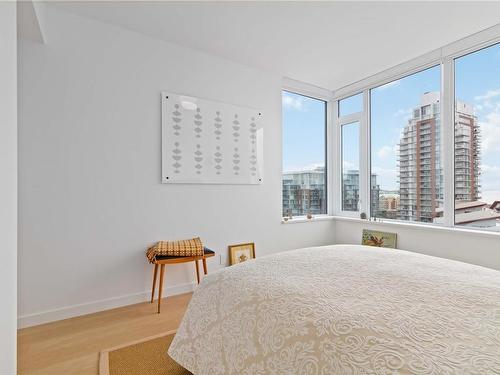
[228,242,255,265]
[283,217,289,222]
[360,212,367,220]
[307,213,313,220]
[362,229,397,249]
[146,237,203,262]
[287,209,293,220]
[148,247,216,313]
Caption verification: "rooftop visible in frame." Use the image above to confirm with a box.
[435,201,488,213]
[434,209,500,225]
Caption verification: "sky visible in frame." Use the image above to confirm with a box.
[282,91,326,172]
[283,42,500,203]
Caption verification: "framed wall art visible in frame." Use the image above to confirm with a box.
[161,92,263,184]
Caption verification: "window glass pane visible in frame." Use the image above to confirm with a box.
[370,66,442,223]
[454,43,500,230]
[282,91,326,217]
[342,122,360,211]
[339,93,363,117]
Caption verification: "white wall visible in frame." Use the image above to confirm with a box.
[18,6,335,327]
[335,219,500,270]
[0,2,18,373]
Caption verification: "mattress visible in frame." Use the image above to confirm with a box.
[168,244,500,374]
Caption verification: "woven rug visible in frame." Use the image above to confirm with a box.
[99,330,191,375]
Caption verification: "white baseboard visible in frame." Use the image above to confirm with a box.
[17,282,196,329]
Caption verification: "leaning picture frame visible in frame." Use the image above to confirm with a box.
[228,243,255,265]
[362,229,397,249]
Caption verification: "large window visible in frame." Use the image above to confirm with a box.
[454,43,500,231]
[282,91,327,218]
[291,30,500,233]
[370,66,442,223]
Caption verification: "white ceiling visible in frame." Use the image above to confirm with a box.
[50,1,500,90]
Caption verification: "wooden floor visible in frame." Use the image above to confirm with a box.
[17,293,192,375]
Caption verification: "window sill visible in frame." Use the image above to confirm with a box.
[331,215,500,239]
[281,215,335,224]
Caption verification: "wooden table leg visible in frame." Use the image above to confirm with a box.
[202,257,207,275]
[195,260,200,284]
[151,263,158,303]
[157,264,165,314]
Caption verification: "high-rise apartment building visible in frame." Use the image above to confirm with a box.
[455,101,481,201]
[342,170,380,214]
[342,170,360,211]
[282,168,379,218]
[398,92,479,222]
[282,167,326,216]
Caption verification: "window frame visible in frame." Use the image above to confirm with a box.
[340,121,361,214]
[331,24,500,231]
[281,78,333,219]
[333,96,367,218]
[338,92,364,118]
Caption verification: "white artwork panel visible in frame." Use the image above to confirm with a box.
[161,92,263,184]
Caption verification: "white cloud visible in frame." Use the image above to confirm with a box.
[474,89,500,112]
[393,107,412,120]
[371,166,398,190]
[283,162,324,173]
[377,145,393,159]
[480,109,500,155]
[282,94,305,111]
[480,165,500,197]
[377,80,401,91]
[372,166,397,178]
[475,89,500,102]
[481,164,500,173]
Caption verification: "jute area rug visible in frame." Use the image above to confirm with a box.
[99,330,192,375]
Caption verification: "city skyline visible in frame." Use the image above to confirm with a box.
[283,44,500,201]
[284,43,500,204]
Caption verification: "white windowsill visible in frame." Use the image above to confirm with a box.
[281,215,335,224]
[280,214,500,238]
[331,215,500,239]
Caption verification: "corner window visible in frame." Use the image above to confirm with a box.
[282,91,327,218]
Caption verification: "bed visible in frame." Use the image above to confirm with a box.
[168,244,500,374]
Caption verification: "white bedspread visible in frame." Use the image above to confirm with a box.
[168,245,500,374]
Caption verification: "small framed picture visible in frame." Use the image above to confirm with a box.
[362,229,397,249]
[228,243,255,265]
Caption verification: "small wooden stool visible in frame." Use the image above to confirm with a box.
[150,248,215,313]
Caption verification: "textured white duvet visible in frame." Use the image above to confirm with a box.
[168,245,500,374]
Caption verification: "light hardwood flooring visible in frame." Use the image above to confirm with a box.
[18,293,192,375]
